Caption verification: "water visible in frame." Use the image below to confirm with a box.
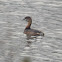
[0,0,62,62]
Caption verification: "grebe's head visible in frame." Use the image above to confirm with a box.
[23,16,32,23]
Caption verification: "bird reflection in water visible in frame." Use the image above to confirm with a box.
[25,35,37,47]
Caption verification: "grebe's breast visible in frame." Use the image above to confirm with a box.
[24,29,44,36]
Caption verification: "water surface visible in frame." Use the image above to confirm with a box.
[0,0,62,62]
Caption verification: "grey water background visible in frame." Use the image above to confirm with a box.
[0,0,62,62]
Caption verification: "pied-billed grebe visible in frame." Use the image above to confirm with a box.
[23,16,44,36]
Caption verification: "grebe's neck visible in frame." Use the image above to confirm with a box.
[25,21,32,29]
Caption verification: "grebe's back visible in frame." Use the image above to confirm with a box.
[24,29,44,36]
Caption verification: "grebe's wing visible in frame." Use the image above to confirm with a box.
[30,29,44,36]
[24,29,44,36]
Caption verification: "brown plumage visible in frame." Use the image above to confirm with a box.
[23,16,44,36]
